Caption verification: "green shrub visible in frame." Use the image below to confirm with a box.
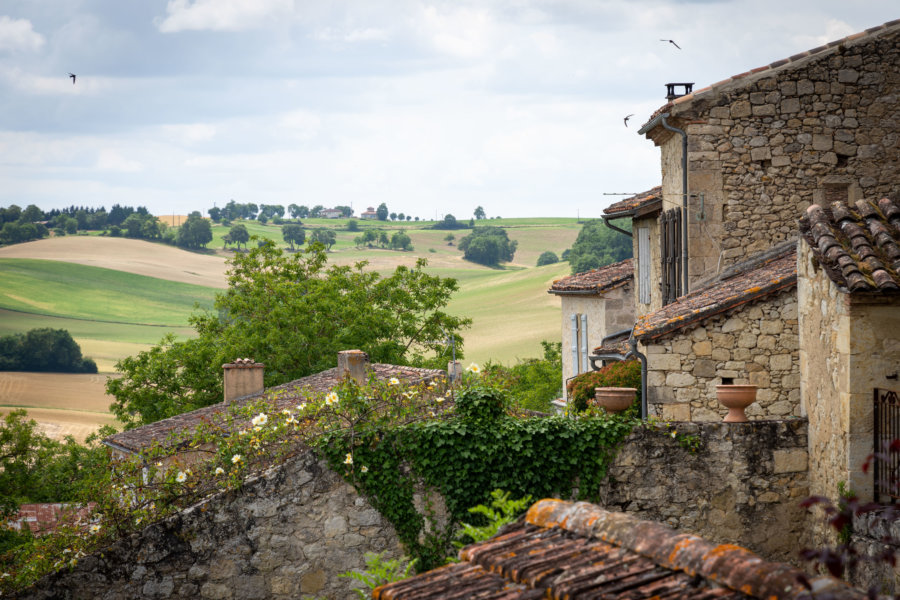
[536,251,559,266]
[566,360,641,412]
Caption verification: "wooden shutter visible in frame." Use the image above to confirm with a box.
[637,227,650,304]
[660,208,682,305]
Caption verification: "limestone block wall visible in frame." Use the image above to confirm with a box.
[643,289,800,422]
[654,25,900,284]
[600,419,810,565]
[19,450,402,600]
[799,241,900,505]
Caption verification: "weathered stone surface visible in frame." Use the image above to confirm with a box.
[601,420,810,565]
[18,451,404,600]
[644,290,800,421]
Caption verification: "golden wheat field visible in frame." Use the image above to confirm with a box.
[0,372,120,442]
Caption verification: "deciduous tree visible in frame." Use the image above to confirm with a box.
[108,242,470,427]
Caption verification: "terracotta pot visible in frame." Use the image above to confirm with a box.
[594,387,637,414]
[716,385,757,423]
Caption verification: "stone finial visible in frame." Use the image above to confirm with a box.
[222,359,264,404]
[337,350,369,384]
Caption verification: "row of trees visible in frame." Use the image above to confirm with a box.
[565,219,632,274]
[353,229,413,251]
[0,329,97,373]
[209,201,357,224]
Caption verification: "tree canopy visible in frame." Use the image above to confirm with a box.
[376,203,389,221]
[458,226,517,266]
[0,329,97,373]
[107,242,470,427]
[176,215,213,249]
[282,223,305,250]
[536,251,559,266]
[566,219,632,274]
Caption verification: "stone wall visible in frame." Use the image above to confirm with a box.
[642,289,801,422]
[849,509,900,594]
[651,23,900,286]
[600,419,810,564]
[799,239,900,506]
[20,450,402,600]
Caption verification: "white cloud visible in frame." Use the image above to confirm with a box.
[161,123,218,144]
[96,149,143,172]
[0,16,45,53]
[313,27,389,43]
[157,0,294,33]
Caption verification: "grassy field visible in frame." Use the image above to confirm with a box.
[0,218,584,438]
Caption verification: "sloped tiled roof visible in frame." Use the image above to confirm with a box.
[374,499,862,600]
[800,198,900,293]
[640,19,900,131]
[104,363,443,453]
[634,246,796,341]
[548,258,633,295]
[603,186,662,216]
[592,329,631,356]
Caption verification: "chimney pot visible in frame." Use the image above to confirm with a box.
[337,350,369,384]
[665,82,694,101]
[223,359,265,404]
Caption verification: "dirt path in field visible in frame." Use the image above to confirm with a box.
[0,237,227,288]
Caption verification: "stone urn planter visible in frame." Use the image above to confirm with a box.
[716,384,757,423]
[594,387,637,414]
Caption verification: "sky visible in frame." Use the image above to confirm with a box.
[0,1,897,220]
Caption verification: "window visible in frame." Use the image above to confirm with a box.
[660,208,682,305]
[570,314,589,374]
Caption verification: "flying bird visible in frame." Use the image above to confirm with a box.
[660,39,681,49]
[68,73,76,84]
[624,114,634,127]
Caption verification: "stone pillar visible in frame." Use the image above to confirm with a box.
[447,360,462,383]
[223,358,265,404]
[338,349,369,384]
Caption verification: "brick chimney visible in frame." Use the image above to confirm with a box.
[337,350,369,384]
[223,358,265,404]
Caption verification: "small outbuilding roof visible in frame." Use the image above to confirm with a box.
[634,244,796,342]
[375,499,862,600]
[800,197,900,293]
[603,186,662,217]
[548,258,633,296]
[104,363,443,454]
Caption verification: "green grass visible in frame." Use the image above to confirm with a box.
[0,259,216,327]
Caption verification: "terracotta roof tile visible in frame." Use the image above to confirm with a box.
[592,329,631,356]
[800,197,900,293]
[634,246,797,341]
[639,19,900,131]
[603,187,663,216]
[548,258,633,295]
[375,500,863,600]
[104,363,443,453]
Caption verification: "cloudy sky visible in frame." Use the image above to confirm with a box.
[1,1,897,220]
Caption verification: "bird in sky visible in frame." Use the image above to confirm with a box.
[624,114,634,127]
[660,39,681,49]
[68,73,76,84]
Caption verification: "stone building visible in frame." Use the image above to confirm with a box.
[798,197,900,504]
[596,19,900,423]
[548,258,634,390]
[633,243,800,421]
[636,19,900,291]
